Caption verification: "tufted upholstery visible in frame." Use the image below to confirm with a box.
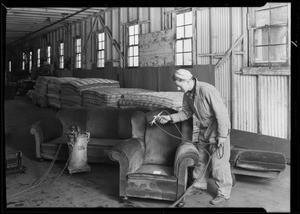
[110,108,200,202]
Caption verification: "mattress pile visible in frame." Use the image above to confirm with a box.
[119,91,184,111]
[82,87,152,108]
[31,76,54,107]
[60,78,120,107]
[47,77,77,109]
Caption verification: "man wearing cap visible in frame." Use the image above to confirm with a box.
[157,68,232,205]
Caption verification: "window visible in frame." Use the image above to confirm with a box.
[47,46,51,65]
[75,38,81,68]
[37,49,41,67]
[22,53,26,70]
[97,32,105,68]
[175,11,193,66]
[29,51,32,73]
[59,43,64,69]
[250,3,289,66]
[127,24,139,67]
[9,61,11,72]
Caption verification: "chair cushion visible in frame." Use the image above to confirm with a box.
[126,165,177,201]
[235,150,286,172]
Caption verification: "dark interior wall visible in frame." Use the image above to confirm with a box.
[120,65,215,91]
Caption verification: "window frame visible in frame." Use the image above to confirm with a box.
[75,38,82,69]
[249,3,290,67]
[9,60,12,72]
[96,32,106,68]
[46,45,51,65]
[37,48,41,68]
[22,52,26,70]
[127,24,139,68]
[175,9,193,66]
[59,42,64,69]
[29,51,32,73]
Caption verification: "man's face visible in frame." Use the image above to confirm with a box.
[175,79,190,92]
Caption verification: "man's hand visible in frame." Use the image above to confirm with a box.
[157,115,171,124]
[217,137,227,147]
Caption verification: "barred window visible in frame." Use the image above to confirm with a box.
[250,3,290,66]
[59,43,64,69]
[127,24,139,67]
[29,51,32,73]
[37,49,41,67]
[175,11,193,66]
[75,38,81,68]
[47,46,51,65]
[22,53,26,70]
[97,32,105,68]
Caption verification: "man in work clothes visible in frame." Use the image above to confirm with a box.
[157,69,232,205]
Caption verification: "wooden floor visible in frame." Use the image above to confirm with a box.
[4,96,291,212]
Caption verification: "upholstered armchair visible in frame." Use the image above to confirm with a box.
[109,108,200,206]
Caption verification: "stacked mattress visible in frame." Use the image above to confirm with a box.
[82,87,152,108]
[60,78,120,107]
[119,91,184,111]
[47,77,77,109]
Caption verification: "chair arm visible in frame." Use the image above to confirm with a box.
[174,142,200,198]
[109,138,145,197]
[29,118,63,159]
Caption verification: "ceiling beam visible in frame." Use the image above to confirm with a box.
[7,7,91,46]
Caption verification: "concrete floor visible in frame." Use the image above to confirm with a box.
[4,96,291,212]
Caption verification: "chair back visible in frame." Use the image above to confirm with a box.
[141,108,192,166]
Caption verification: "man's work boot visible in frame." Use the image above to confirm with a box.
[209,195,228,205]
[186,186,205,196]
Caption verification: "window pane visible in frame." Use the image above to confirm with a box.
[185,11,193,25]
[185,25,192,38]
[176,40,183,53]
[184,53,192,65]
[255,10,269,27]
[128,47,133,56]
[133,46,138,56]
[176,13,184,26]
[134,24,139,34]
[254,28,269,46]
[129,36,134,45]
[134,57,138,66]
[128,57,133,67]
[175,53,183,65]
[269,45,286,62]
[129,26,134,35]
[271,6,288,25]
[184,39,192,52]
[270,26,287,44]
[177,26,184,39]
[135,35,139,44]
[254,46,269,62]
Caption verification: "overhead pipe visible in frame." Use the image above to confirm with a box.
[7,7,92,46]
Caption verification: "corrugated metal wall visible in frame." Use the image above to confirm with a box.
[259,75,290,139]
[195,7,290,139]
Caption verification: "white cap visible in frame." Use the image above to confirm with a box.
[173,69,193,80]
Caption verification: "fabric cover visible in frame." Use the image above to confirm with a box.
[235,150,286,172]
